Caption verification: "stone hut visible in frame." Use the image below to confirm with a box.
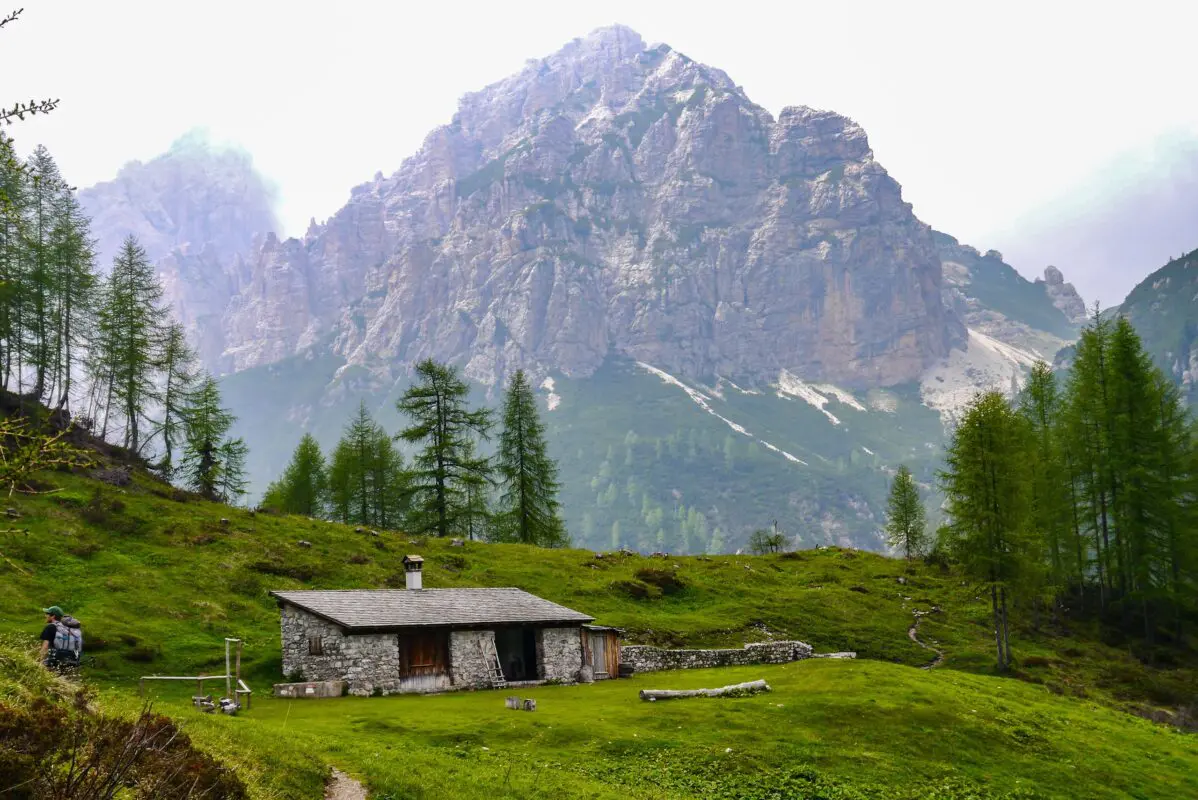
[271,555,606,696]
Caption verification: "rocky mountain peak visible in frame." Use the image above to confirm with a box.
[85,29,967,394]
[1036,265,1088,325]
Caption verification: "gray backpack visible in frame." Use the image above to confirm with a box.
[50,616,83,664]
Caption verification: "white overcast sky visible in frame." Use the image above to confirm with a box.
[5,0,1197,301]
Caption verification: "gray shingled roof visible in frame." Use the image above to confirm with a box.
[270,589,594,631]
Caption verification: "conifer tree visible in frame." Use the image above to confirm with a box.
[24,146,60,400]
[940,391,1036,671]
[884,465,926,560]
[368,431,408,529]
[99,236,168,452]
[216,437,249,504]
[267,433,329,517]
[1019,362,1072,595]
[323,402,406,527]
[493,370,566,547]
[0,132,24,391]
[47,190,95,411]
[152,322,197,477]
[460,441,492,541]
[179,374,241,501]
[327,438,357,524]
[345,401,378,524]
[397,359,493,538]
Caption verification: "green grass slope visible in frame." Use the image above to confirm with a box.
[1,468,1195,798]
[194,660,1196,800]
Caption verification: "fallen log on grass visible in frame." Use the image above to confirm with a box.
[639,679,770,702]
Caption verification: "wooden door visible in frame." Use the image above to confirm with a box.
[399,631,448,677]
[590,630,609,676]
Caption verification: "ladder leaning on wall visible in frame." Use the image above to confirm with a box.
[479,637,507,689]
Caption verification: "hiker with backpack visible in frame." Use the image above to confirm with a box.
[39,605,83,671]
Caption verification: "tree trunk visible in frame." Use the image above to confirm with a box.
[991,583,1005,672]
[1000,586,1012,669]
[639,680,771,701]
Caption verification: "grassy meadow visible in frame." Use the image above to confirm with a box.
[0,467,1195,798]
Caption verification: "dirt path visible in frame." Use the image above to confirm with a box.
[908,607,945,670]
[325,769,367,800]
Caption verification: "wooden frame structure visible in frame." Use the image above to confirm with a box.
[138,638,253,709]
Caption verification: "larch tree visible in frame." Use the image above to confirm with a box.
[327,438,357,524]
[939,391,1036,672]
[152,322,197,478]
[396,359,493,538]
[1018,361,1072,596]
[179,374,241,501]
[322,402,406,527]
[216,437,249,505]
[267,433,329,517]
[344,401,379,525]
[100,235,168,452]
[47,189,95,411]
[368,431,408,530]
[884,464,927,560]
[493,369,566,547]
[24,146,60,401]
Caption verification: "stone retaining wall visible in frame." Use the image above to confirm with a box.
[620,640,814,673]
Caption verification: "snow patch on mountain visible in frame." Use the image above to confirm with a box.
[637,362,749,436]
[774,371,865,424]
[637,363,806,466]
[541,377,561,411]
[813,383,867,412]
[921,329,1040,422]
[762,441,808,465]
[717,376,760,396]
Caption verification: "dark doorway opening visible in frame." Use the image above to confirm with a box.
[494,627,539,681]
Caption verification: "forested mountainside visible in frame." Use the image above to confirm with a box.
[80,26,1084,553]
[1118,246,1198,403]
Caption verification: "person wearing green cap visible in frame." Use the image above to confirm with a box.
[39,605,83,670]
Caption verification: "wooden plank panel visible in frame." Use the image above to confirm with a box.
[400,632,448,677]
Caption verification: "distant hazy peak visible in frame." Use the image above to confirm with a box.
[77,128,279,269]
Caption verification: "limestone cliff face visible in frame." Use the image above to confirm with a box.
[208,26,961,388]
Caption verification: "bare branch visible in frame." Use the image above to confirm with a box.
[0,98,60,125]
[0,8,23,30]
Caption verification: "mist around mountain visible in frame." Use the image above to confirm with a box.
[77,129,280,268]
[991,130,1198,308]
[78,25,1087,554]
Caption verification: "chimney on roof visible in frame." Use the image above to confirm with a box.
[402,555,424,591]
